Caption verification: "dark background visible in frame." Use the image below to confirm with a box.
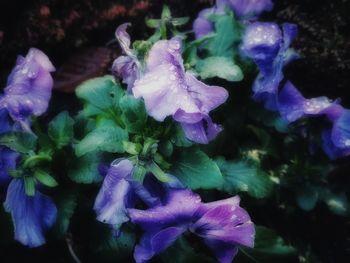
[1,0,350,262]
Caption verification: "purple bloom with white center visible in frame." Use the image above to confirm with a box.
[129,189,255,263]
[193,0,273,39]
[241,22,298,109]
[0,48,55,123]
[133,38,228,144]
[4,179,57,247]
[112,23,141,91]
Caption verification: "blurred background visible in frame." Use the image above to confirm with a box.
[0,0,350,262]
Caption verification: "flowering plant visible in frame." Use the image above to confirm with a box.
[0,1,349,262]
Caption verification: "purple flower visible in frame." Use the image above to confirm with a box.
[241,22,298,109]
[0,108,19,185]
[4,179,57,247]
[278,81,343,123]
[193,8,216,39]
[94,159,161,230]
[322,110,350,160]
[133,38,228,144]
[0,48,55,122]
[0,147,19,185]
[193,0,273,39]
[226,0,273,19]
[129,189,255,263]
[112,23,141,91]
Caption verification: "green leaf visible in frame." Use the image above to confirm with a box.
[24,177,36,196]
[34,170,58,187]
[296,185,318,211]
[196,56,243,81]
[48,111,74,149]
[183,34,215,67]
[320,189,350,216]
[75,75,124,120]
[208,13,241,57]
[161,237,215,263]
[0,132,37,153]
[146,18,161,28]
[239,226,297,262]
[171,17,190,26]
[74,119,128,157]
[119,95,147,133]
[147,161,172,183]
[94,227,136,261]
[171,125,193,147]
[161,5,171,19]
[171,148,223,190]
[216,157,273,199]
[54,191,78,236]
[68,152,103,184]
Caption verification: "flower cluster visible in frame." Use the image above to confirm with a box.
[94,158,254,262]
[193,0,273,39]
[0,49,57,247]
[240,20,350,159]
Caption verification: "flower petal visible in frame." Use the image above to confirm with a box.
[193,8,215,39]
[0,147,19,185]
[4,179,57,247]
[115,23,132,56]
[134,226,187,263]
[192,196,255,247]
[228,0,273,19]
[0,48,55,120]
[94,159,133,226]
[181,115,222,144]
[204,239,239,263]
[133,64,199,122]
[128,189,201,231]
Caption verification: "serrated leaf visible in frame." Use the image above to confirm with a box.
[68,152,103,184]
[34,170,58,187]
[75,75,124,119]
[119,95,147,133]
[48,111,74,149]
[171,148,223,190]
[216,157,273,198]
[196,56,243,81]
[74,119,128,157]
[0,132,37,153]
[54,191,78,236]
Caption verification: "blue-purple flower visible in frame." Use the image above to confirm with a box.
[278,81,343,123]
[94,159,161,230]
[4,179,57,247]
[0,48,55,123]
[193,0,273,39]
[241,22,298,109]
[112,23,141,91]
[0,109,19,185]
[133,37,228,144]
[129,188,255,263]
[322,110,350,160]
